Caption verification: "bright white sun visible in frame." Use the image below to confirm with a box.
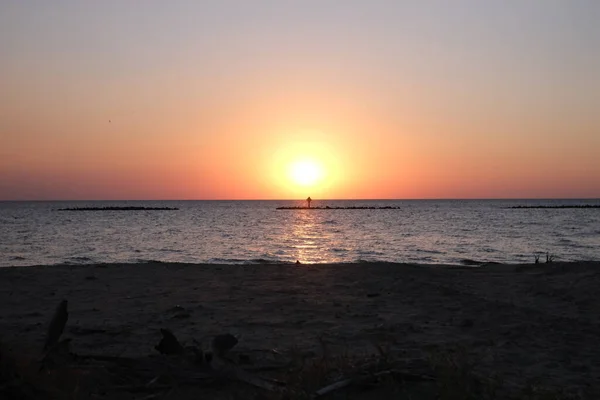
[289,160,323,186]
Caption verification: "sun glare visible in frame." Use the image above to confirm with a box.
[289,160,323,186]
[268,136,343,197]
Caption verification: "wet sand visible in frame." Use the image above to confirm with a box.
[1,261,599,396]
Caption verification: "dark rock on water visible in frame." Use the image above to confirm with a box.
[57,206,179,211]
[508,205,600,209]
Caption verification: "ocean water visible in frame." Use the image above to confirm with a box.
[1,199,599,267]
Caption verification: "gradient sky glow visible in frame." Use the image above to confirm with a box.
[1,1,599,200]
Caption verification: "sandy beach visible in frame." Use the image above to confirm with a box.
[1,261,599,398]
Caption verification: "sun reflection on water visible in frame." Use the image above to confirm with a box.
[284,210,345,264]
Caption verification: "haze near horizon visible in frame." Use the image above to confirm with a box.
[1,1,599,200]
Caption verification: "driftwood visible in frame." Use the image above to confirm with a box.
[27,301,439,398]
[314,377,353,397]
[154,328,284,392]
[314,369,435,397]
[211,353,284,392]
[38,300,71,371]
[39,338,73,371]
[43,300,68,351]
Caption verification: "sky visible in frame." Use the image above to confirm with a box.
[1,0,599,200]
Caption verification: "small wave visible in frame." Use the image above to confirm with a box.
[63,256,95,265]
[247,258,283,264]
[416,249,443,255]
[459,259,486,266]
[357,249,385,256]
[208,257,255,264]
[69,256,93,262]
[11,256,26,260]
[158,248,184,253]
[207,257,284,264]
[332,248,349,253]
[557,242,589,250]
[352,258,397,264]
[480,247,497,253]
[134,259,165,264]
[321,220,337,225]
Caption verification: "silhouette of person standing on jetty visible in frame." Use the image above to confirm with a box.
[306,197,312,208]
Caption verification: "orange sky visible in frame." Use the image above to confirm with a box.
[1,1,599,200]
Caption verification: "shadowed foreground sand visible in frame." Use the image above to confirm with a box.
[1,261,599,398]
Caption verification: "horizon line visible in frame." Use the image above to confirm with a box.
[1,197,600,202]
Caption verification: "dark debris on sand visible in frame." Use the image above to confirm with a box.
[2,297,595,400]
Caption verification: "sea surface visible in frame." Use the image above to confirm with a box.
[1,199,599,267]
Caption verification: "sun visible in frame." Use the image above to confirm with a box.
[268,138,341,196]
[288,159,323,186]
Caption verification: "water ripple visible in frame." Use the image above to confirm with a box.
[1,199,599,266]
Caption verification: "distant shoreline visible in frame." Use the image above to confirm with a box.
[56,206,179,211]
[507,205,600,209]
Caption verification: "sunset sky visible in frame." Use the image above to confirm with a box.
[1,1,599,200]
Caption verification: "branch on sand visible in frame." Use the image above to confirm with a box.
[43,299,68,351]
